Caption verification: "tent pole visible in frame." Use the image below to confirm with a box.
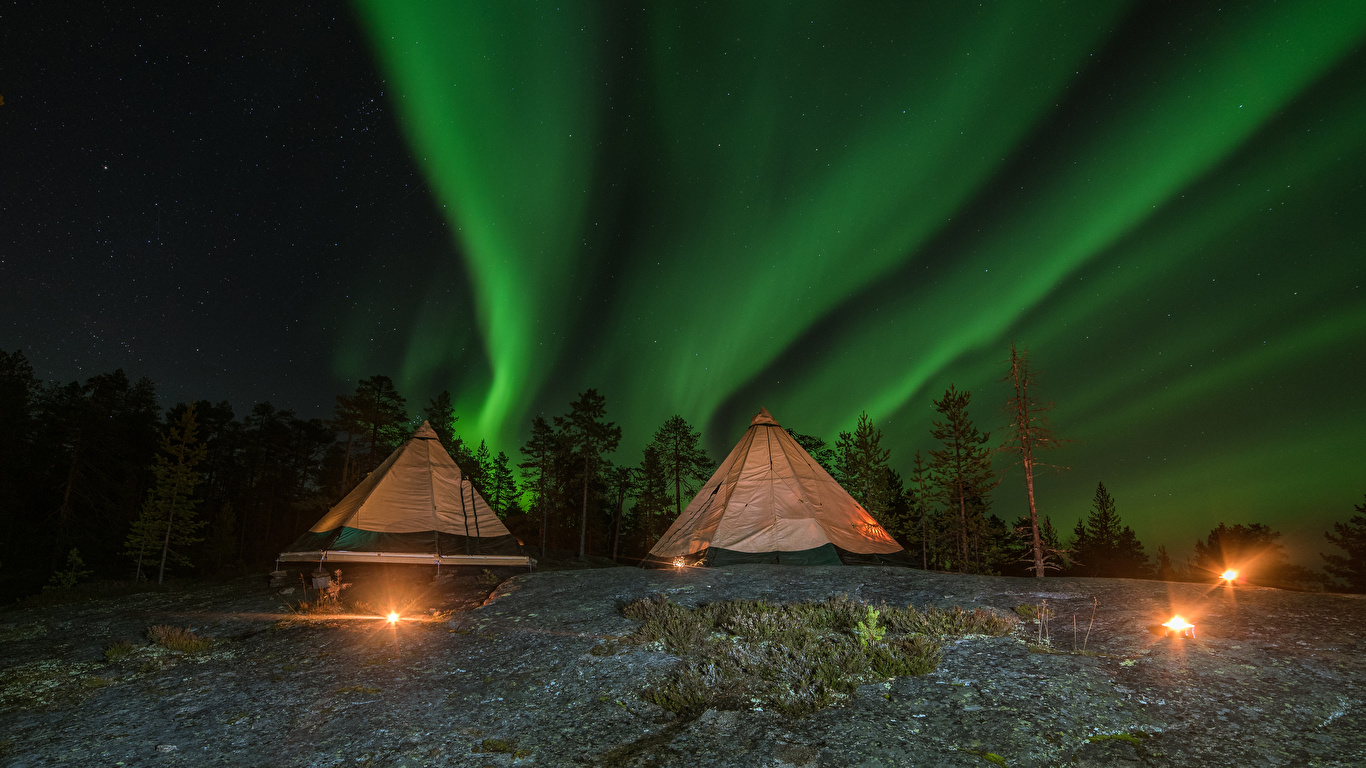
[471,480,482,554]
[460,476,471,555]
[426,435,440,560]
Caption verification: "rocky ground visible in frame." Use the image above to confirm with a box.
[1,564,1363,767]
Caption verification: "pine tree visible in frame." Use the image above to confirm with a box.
[1085,482,1123,569]
[1069,482,1149,578]
[1000,343,1067,577]
[44,548,93,591]
[645,415,713,523]
[1039,515,1065,567]
[47,370,160,553]
[471,439,493,494]
[834,412,894,522]
[927,386,996,571]
[422,390,461,452]
[785,427,838,477]
[979,514,1016,576]
[1069,517,1090,574]
[1114,526,1153,578]
[606,463,633,561]
[206,500,237,572]
[1192,523,1312,586]
[554,390,621,559]
[908,451,934,570]
[124,404,208,584]
[330,392,364,493]
[880,468,912,543]
[488,451,519,518]
[519,416,559,558]
[1322,496,1366,592]
[1155,544,1178,581]
[351,375,409,474]
[631,444,672,551]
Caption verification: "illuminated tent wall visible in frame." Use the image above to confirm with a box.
[279,421,531,567]
[649,408,905,566]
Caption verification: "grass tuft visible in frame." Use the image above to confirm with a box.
[146,625,213,654]
[104,640,139,662]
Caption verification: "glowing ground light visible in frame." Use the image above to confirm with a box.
[1221,569,1238,582]
[387,612,400,624]
[1163,616,1195,637]
[673,557,685,569]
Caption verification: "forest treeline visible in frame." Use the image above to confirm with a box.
[1,347,1363,598]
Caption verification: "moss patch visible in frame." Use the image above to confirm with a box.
[961,748,1010,766]
[1088,732,1145,746]
[622,594,1016,718]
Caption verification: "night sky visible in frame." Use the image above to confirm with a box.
[4,2,1363,564]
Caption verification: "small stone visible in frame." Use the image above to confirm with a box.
[156,744,178,753]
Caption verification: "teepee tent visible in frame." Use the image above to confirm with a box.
[649,408,904,566]
[279,421,531,567]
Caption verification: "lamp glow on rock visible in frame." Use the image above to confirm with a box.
[387,612,400,625]
[672,557,685,569]
[1221,569,1238,583]
[1162,616,1195,638]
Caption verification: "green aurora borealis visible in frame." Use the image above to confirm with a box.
[343,1,1366,560]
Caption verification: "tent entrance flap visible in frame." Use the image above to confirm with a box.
[708,543,842,566]
[314,528,523,556]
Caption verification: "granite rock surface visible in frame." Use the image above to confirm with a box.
[1,565,1363,767]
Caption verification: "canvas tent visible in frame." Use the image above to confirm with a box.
[279,421,531,567]
[648,408,905,566]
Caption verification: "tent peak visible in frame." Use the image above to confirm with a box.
[411,420,439,440]
[750,407,780,427]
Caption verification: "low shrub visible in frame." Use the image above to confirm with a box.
[623,594,1015,718]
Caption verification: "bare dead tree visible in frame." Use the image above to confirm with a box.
[1001,343,1069,577]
